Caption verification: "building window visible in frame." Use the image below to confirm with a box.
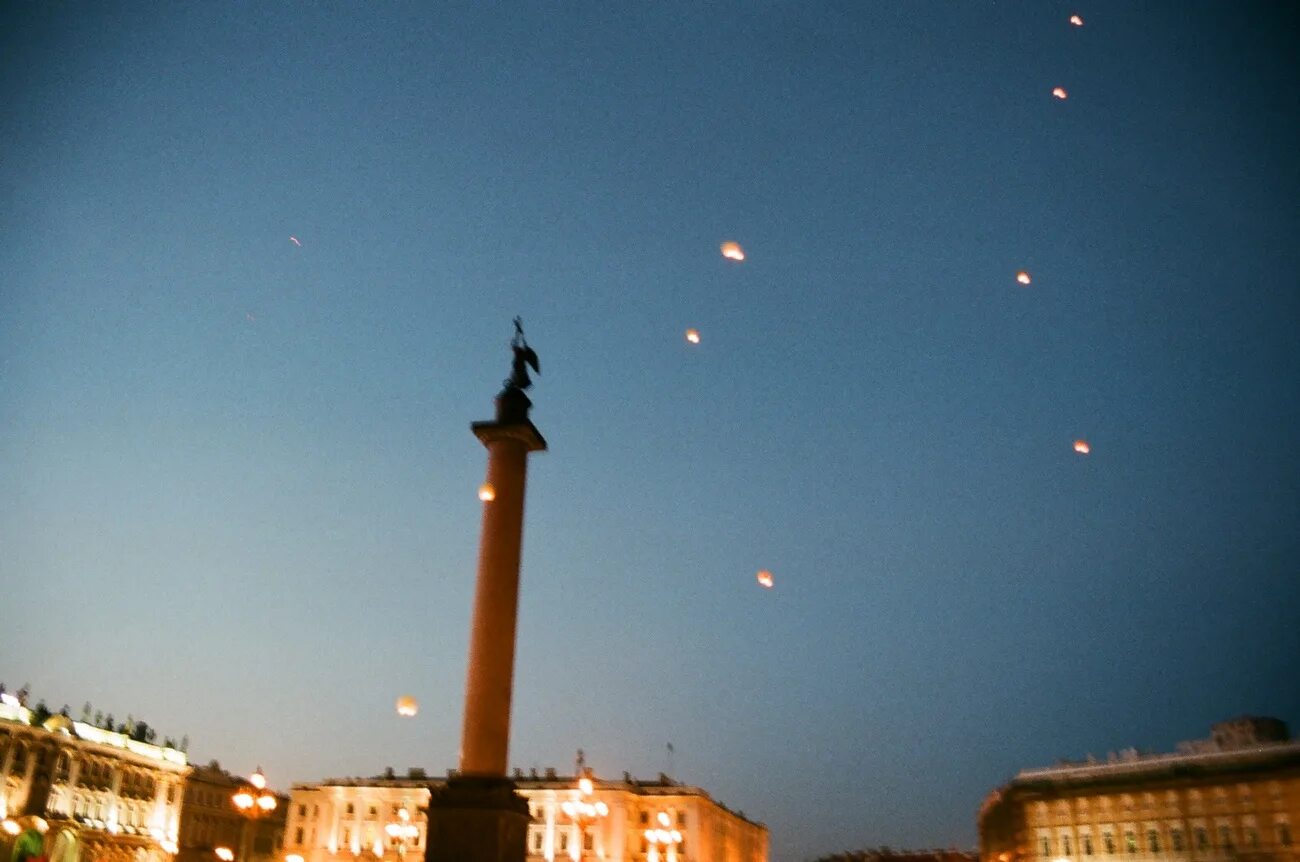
[1278,825,1292,847]
[1195,828,1208,850]
[294,828,304,846]
[640,812,649,825]
[1082,835,1093,856]
[1146,830,1159,853]
[531,832,542,852]
[346,804,354,815]
[368,807,377,819]
[299,805,307,817]
[1063,835,1072,855]
[583,833,593,851]
[677,812,686,826]
[1245,828,1258,848]
[1171,829,1183,851]
[343,829,351,845]
[1042,837,1052,857]
[1103,833,1115,854]
[1219,826,1233,849]
[558,833,568,852]
[1125,831,1137,854]
[313,805,319,818]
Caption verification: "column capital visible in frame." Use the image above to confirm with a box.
[471,419,547,452]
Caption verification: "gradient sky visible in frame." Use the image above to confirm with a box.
[2,3,1298,860]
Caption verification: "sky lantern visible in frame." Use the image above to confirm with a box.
[1016,271,1032,286]
[756,570,774,589]
[720,241,745,262]
[478,483,496,502]
[1052,87,1069,100]
[1069,14,1084,26]
[685,328,701,344]
[395,696,419,717]
[1073,439,1091,455]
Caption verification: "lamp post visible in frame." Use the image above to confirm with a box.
[559,769,608,862]
[643,812,683,862]
[231,768,277,862]
[382,809,419,859]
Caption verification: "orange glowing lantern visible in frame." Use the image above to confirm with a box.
[756,570,774,589]
[720,241,745,262]
[685,328,701,344]
[395,696,418,717]
[1016,271,1032,286]
[1069,14,1084,26]
[1052,87,1069,100]
[1073,439,1091,455]
[478,483,496,502]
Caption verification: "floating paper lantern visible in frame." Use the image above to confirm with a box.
[1016,271,1032,285]
[1073,440,1091,455]
[720,241,745,262]
[1052,87,1069,100]
[396,696,419,717]
[756,570,774,589]
[685,328,701,344]
[478,483,496,502]
[1069,14,1084,26]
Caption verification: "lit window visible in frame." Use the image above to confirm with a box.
[1125,831,1137,854]
[1147,830,1159,853]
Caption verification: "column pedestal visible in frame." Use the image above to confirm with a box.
[424,776,529,862]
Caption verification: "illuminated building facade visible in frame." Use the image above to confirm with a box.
[283,770,768,862]
[0,694,189,862]
[980,718,1300,862]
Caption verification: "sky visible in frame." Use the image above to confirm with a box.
[2,2,1298,860]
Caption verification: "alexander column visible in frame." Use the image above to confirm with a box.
[426,319,545,862]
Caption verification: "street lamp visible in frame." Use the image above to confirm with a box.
[643,812,683,862]
[215,848,235,861]
[233,768,277,815]
[383,809,419,858]
[559,769,608,862]
[231,768,278,862]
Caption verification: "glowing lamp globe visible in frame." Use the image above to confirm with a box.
[478,483,496,502]
[395,696,419,717]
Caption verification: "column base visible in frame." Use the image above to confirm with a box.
[424,776,528,862]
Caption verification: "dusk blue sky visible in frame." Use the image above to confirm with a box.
[2,3,1297,860]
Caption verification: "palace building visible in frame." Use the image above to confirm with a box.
[979,717,1300,862]
[0,692,189,862]
[283,768,768,862]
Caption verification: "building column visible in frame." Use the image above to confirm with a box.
[425,343,546,862]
